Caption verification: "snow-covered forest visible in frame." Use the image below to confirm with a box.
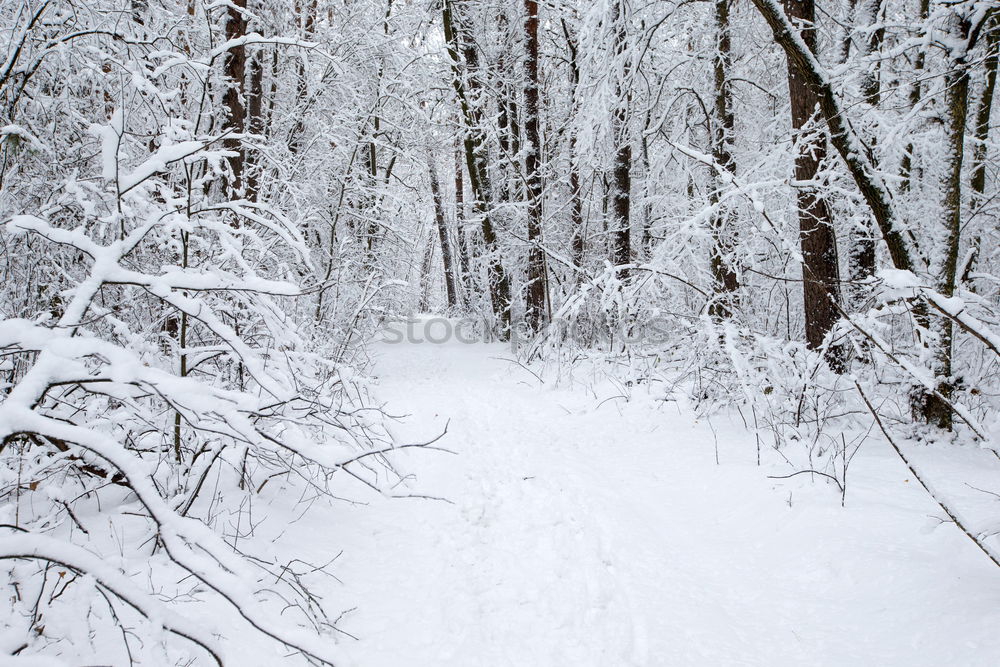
[2,0,1000,664]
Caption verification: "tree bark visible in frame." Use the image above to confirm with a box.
[222,0,247,196]
[750,0,916,274]
[561,18,586,279]
[454,143,473,303]
[963,15,999,283]
[846,0,884,309]
[782,0,843,366]
[443,0,512,335]
[523,0,546,332]
[245,45,264,202]
[418,226,436,312]
[609,0,631,271]
[708,0,740,319]
[920,13,974,430]
[288,0,317,156]
[428,152,458,309]
[363,0,394,269]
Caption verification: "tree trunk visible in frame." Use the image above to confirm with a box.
[610,0,632,271]
[708,0,740,319]
[454,143,473,303]
[900,0,931,193]
[222,0,247,196]
[288,0,317,156]
[365,120,380,263]
[245,46,264,202]
[523,0,546,332]
[364,0,394,269]
[920,14,974,430]
[609,0,632,270]
[782,0,844,367]
[750,0,916,275]
[418,226,436,312]
[561,18,586,279]
[443,0,512,335]
[846,0,884,309]
[963,15,999,283]
[495,11,521,206]
[428,152,458,309]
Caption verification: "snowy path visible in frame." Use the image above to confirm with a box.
[266,339,1000,666]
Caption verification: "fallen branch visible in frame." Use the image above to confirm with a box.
[855,381,1000,570]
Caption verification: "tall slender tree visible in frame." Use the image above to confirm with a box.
[442,0,512,334]
[846,0,885,309]
[609,0,632,271]
[428,151,459,309]
[708,0,740,319]
[921,10,975,429]
[222,0,248,195]
[524,0,546,331]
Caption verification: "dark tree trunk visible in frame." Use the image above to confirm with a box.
[455,143,473,302]
[443,0,512,335]
[418,227,436,312]
[428,153,459,309]
[288,0,317,155]
[266,48,279,129]
[782,0,843,367]
[561,18,586,279]
[365,121,380,263]
[222,0,247,196]
[245,46,264,202]
[750,0,916,275]
[523,0,546,332]
[971,18,999,202]
[609,0,631,271]
[963,15,999,283]
[495,16,521,207]
[364,0,394,268]
[708,0,740,319]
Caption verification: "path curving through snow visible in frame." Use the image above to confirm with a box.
[257,337,1000,666]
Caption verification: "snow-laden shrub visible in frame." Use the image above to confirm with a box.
[0,131,403,662]
[0,4,410,662]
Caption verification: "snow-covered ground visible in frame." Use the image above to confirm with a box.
[225,336,1000,666]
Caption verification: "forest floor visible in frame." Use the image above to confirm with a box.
[225,333,1000,666]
